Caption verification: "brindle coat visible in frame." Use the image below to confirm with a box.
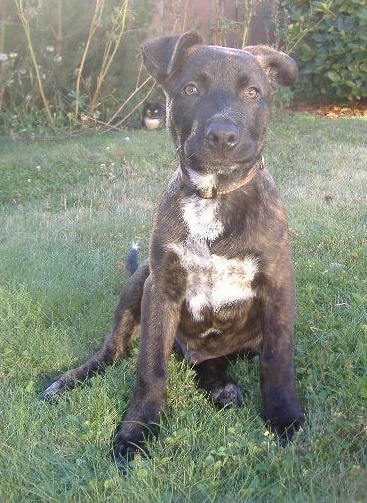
[44,31,305,470]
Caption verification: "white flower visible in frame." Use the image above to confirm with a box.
[54,55,62,63]
[9,52,18,58]
[46,45,55,52]
[0,53,8,61]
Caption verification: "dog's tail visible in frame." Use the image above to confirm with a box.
[125,241,139,275]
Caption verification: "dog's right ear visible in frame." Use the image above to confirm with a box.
[141,31,203,84]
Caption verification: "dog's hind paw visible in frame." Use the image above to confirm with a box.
[42,377,74,401]
[211,383,244,408]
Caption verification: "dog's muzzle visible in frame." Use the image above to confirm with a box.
[205,118,240,151]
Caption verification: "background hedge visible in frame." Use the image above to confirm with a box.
[285,0,367,102]
[0,0,366,136]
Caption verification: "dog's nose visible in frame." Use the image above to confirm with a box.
[205,119,239,150]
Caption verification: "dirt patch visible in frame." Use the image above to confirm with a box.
[291,100,367,118]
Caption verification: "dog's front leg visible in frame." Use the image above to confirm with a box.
[260,284,305,443]
[113,258,185,470]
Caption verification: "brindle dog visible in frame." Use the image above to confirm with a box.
[44,31,305,470]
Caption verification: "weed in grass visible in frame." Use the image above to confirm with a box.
[0,118,366,501]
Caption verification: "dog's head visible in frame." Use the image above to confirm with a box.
[141,32,297,181]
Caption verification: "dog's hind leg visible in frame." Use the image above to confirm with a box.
[195,357,244,408]
[43,262,150,400]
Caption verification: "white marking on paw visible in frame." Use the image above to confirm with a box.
[43,381,63,399]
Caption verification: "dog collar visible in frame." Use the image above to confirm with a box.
[178,158,264,199]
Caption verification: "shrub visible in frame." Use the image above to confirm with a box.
[284,0,367,101]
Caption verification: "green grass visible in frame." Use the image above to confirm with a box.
[0,115,366,502]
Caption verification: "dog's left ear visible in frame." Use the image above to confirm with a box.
[141,31,203,84]
[244,46,298,87]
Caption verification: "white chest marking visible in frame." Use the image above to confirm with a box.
[182,195,224,242]
[169,240,258,321]
[186,168,216,190]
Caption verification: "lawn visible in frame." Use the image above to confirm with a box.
[0,114,366,502]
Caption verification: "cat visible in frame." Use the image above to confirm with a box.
[141,101,166,130]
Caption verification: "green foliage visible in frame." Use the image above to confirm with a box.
[284,0,367,101]
[0,0,156,135]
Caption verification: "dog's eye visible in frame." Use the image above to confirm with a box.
[244,87,259,99]
[183,83,198,96]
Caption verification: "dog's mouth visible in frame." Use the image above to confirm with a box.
[183,152,257,175]
[182,139,259,175]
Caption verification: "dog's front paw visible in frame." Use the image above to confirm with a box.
[211,383,244,408]
[263,406,305,446]
[112,422,159,474]
[113,437,147,474]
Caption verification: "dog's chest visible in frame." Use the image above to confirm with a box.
[169,196,258,321]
